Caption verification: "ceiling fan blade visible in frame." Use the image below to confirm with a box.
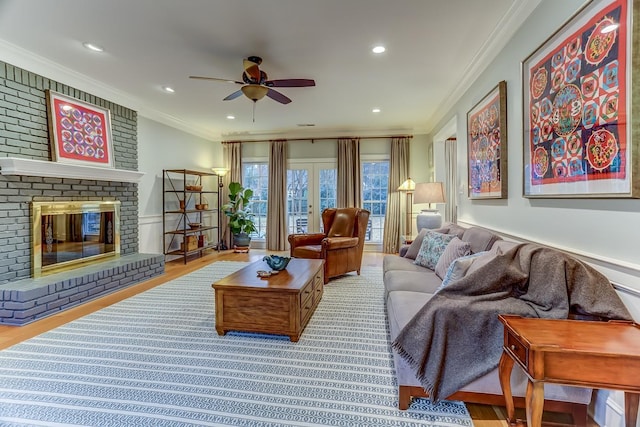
[189,76,243,85]
[223,89,244,101]
[266,88,292,104]
[265,79,316,88]
[243,59,261,82]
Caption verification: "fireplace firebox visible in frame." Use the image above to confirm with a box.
[31,201,121,277]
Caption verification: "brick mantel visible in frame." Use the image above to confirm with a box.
[0,157,144,183]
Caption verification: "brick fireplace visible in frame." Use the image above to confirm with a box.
[0,61,164,325]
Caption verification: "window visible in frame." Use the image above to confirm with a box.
[242,162,268,239]
[361,160,389,242]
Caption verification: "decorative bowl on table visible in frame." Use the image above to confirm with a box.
[256,270,272,278]
[263,255,291,271]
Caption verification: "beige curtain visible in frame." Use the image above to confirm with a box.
[383,136,410,253]
[267,139,288,250]
[337,137,362,207]
[444,138,457,223]
[222,141,242,248]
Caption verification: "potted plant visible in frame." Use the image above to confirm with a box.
[222,181,257,248]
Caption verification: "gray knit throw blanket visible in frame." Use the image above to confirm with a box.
[392,243,632,401]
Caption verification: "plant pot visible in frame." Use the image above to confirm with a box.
[233,232,251,248]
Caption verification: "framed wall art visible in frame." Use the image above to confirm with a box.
[467,80,508,199]
[522,0,639,198]
[46,90,114,168]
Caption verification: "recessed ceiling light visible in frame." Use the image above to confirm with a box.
[82,42,104,52]
[372,108,381,113]
[226,115,235,120]
[372,45,386,54]
[162,86,175,93]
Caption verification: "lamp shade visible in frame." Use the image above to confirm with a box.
[413,182,445,204]
[211,167,229,177]
[241,84,269,101]
[397,178,416,192]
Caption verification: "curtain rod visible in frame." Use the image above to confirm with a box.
[222,135,413,144]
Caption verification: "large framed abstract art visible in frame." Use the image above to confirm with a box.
[523,0,639,198]
[46,90,114,168]
[467,80,508,199]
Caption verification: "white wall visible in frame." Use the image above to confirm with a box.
[137,117,221,254]
[430,1,640,425]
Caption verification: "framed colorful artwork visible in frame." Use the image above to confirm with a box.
[45,90,114,168]
[467,80,508,199]
[522,0,639,198]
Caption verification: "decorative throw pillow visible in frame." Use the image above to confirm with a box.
[403,228,428,260]
[413,230,455,270]
[434,237,472,279]
[438,251,490,291]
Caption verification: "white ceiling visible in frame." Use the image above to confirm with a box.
[0,0,538,141]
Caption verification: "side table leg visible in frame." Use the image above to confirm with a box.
[625,392,639,427]
[499,351,516,423]
[525,380,544,427]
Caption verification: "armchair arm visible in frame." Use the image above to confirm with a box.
[322,237,359,250]
[288,233,326,248]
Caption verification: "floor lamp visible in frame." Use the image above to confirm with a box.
[397,178,416,239]
[211,167,229,250]
[413,182,445,230]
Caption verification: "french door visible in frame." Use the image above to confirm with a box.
[287,162,336,234]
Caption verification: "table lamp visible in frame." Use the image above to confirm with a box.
[413,182,445,230]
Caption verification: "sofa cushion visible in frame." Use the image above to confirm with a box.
[383,254,429,273]
[447,224,467,239]
[414,231,455,270]
[434,237,472,279]
[404,228,428,260]
[386,290,433,337]
[439,251,489,289]
[384,270,442,296]
[461,226,501,253]
[491,239,520,254]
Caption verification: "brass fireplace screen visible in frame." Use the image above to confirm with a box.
[32,201,120,277]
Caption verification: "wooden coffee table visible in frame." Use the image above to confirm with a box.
[212,258,324,342]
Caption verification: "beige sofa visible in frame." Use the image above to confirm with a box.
[383,223,593,422]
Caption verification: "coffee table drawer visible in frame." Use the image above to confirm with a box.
[313,272,323,302]
[220,291,290,329]
[300,281,314,307]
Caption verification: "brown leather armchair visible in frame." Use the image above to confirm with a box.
[288,207,370,283]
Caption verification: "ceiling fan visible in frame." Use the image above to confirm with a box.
[189,56,315,105]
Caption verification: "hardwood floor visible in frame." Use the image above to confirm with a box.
[0,249,591,426]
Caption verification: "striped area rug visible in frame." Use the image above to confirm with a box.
[0,261,472,427]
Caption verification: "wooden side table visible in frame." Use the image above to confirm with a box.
[498,315,640,427]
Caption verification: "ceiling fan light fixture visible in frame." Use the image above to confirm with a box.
[241,84,269,101]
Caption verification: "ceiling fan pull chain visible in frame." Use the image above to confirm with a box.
[252,101,256,123]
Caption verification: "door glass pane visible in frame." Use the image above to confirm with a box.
[287,169,308,235]
[362,160,389,242]
[243,162,268,239]
[318,168,336,232]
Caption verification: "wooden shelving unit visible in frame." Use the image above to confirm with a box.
[163,169,220,264]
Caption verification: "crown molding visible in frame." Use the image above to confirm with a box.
[0,39,216,141]
[426,0,542,133]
